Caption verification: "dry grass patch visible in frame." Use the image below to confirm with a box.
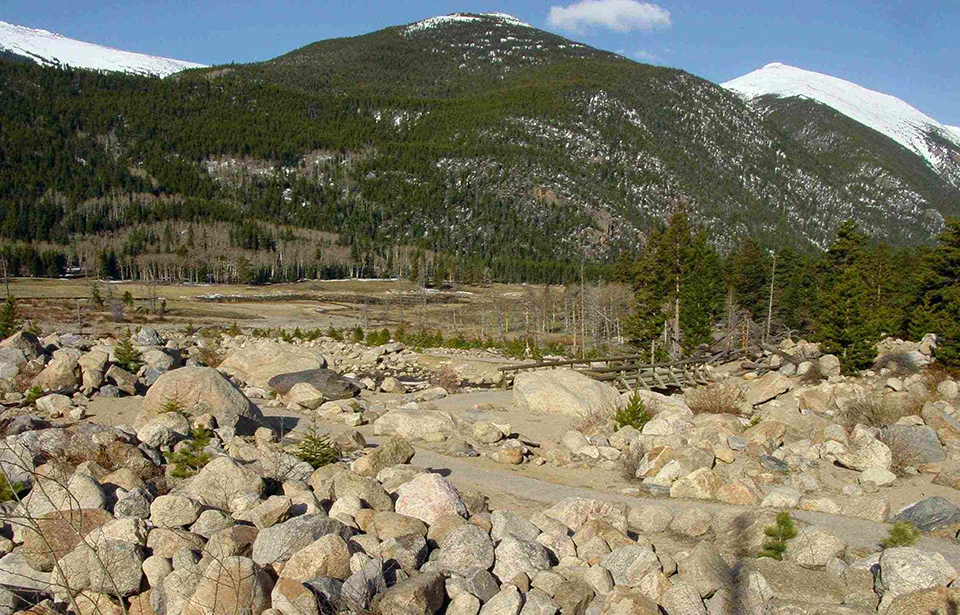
[685,384,744,415]
[842,389,917,428]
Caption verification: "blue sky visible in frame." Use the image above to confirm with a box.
[6,0,959,125]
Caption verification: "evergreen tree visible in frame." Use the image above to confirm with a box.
[730,238,770,320]
[818,264,877,374]
[816,220,878,374]
[913,218,960,366]
[0,296,22,339]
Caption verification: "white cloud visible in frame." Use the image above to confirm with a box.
[633,49,663,63]
[547,0,672,34]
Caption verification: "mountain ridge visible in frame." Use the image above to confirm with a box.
[723,62,960,190]
[0,20,205,77]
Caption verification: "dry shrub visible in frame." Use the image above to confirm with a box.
[619,445,643,482]
[685,384,744,415]
[882,435,925,476]
[842,390,915,428]
[874,352,924,377]
[800,361,825,384]
[573,404,614,435]
[196,345,225,368]
[436,366,461,394]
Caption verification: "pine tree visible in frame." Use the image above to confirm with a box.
[0,296,22,339]
[819,267,877,374]
[817,221,877,374]
[730,237,770,319]
[912,218,960,367]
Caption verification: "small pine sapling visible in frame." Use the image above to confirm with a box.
[165,428,212,478]
[114,338,144,373]
[352,325,365,343]
[758,511,797,560]
[158,398,189,418]
[881,521,921,548]
[25,385,44,405]
[614,391,652,431]
[294,426,341,469]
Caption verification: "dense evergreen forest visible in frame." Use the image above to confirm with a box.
[615,213,960,371]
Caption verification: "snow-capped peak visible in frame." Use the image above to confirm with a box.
[723,62,960,172]
[403,12,534,35]
[0,20,205,77]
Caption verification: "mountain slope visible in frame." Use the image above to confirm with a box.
[0,20,205,77]
[723,63,960,190]
[2,13,958,268]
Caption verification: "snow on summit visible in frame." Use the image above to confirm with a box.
[0,20,205,77]
[723,62,960,171]
[404,12,534,35]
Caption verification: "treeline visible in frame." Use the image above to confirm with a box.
[616,212,960,370]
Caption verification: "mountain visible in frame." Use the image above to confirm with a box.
[1,12,959,276]
[724,62,960,193]
[0,20,204,77]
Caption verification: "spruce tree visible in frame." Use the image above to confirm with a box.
[0,296,21,339]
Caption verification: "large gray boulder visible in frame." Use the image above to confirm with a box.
[32,348,81,393]
[186,556,273,615]
[183,456,266,510]
[219,340,328,389]
[881,425,946,464]
[437,524,496,576]
[137,366,264,435]
[373,408,458,439]
[251,514,352,567]
[268,368,360,401]
[892,497,960,532]
[1,331,44,360]
[492,537,551,584]
[395,473,467,525]
[513,369,620,418]
[877,547,958,604]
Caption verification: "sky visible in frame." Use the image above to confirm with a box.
[5,0,959,125]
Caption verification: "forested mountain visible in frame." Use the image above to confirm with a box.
[2,12,959,283]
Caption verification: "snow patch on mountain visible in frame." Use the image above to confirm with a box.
[404,12,534,35]
[723,62,960,171]
[0,20,205,77]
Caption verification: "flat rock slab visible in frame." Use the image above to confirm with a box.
[268,369,360,400]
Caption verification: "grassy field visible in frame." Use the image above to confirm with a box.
[4,277,563,343]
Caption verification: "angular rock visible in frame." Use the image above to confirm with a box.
[374,571,444,615]
[493,537,552,585]
[184,556,273,615]
[881,425,947,464]
[280,534,352,581]
[877,546,957,602]
[150,494,202,528]
[251,514,352,567]
[892,496,960,532]
[21,508,113,572]
[395,473,467,525]
[438,524,496,576]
